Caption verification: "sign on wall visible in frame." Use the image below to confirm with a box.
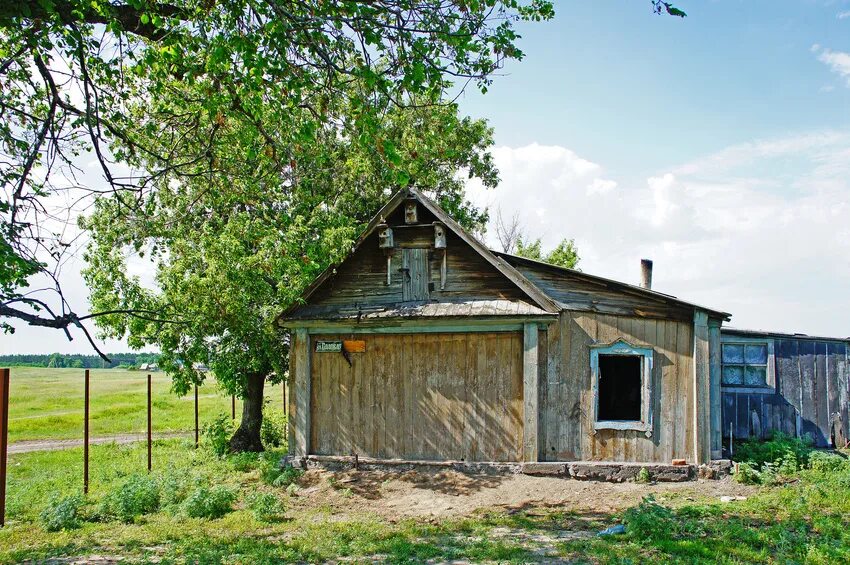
[315,341,343,353]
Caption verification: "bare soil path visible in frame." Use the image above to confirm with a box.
[8,431,191,454]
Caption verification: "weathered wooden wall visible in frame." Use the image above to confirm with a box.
[308,206,530,307]
[539,312,697,463]
[721,337,849,448]
[308,331,524,462]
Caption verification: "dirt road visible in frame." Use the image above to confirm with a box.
[8,431,191,454]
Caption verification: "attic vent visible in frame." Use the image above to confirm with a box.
[405,201,418,224]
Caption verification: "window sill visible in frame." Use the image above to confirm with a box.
[594,420,650,434]
[721,385,775,394]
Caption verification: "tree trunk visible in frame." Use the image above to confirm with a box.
[229,371,266,452]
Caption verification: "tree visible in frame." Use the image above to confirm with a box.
[516,237,580,270]
[83,98,498,451]
[0,0,556,347]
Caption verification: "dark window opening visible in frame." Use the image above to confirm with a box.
[597,355,642,421]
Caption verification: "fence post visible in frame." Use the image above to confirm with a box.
[84,369,90,494]
[0,368,9,527]
[194,384,199,449]
[231,394,235,421]
[147,373,152,472]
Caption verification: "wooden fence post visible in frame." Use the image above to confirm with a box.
[231,394,236,421]
[147,374,152,472]
[194,384,199,449]
[0,368,10,527]
[84,369,90,494]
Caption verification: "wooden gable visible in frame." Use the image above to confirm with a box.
[283,188,557,321]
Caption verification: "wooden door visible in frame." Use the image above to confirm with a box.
[401,248,429,301]
[310,332,524,461]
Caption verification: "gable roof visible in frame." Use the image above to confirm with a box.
[281,187,559,321]
[495,251,732,321]
[280,186,731,324]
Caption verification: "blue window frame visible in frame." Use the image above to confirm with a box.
[590,339,654,436]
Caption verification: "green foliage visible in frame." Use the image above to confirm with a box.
[260,403,287,448]
[247,492,286,522]
[39,495,83,532]
[515,237,580,270]
[101,474,161,522]
[202,413,234,457]
[733,433,816,484]
[0,353,158,369]
[182,485,237,519]
[734,432,814,470]
[622,496,676,541]
[809,451,850,474]
[635,467,651,484]
[272,466,305,489]
[734,461,762,485]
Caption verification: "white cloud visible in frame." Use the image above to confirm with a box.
[815,47,850,86]
[467,133,850,337]
[838,11,850,20]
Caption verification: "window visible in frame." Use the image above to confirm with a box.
[591,340,653,435]
[721,342,770,387]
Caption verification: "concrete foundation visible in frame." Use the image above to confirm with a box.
[281,455,736,482]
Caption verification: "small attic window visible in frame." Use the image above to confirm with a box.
[591,340,653,434]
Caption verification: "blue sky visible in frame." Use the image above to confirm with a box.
[3,0,850,353]
[459,0,850,338]
[460,0,850,173]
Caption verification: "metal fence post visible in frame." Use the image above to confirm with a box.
[194,384,199,448]
[84,369,90,494]
[147,373,152,472]
[0,368,10,527]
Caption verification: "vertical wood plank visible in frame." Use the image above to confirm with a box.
[708,320,722,458]
[693,311,711,464]
[522,323,539,462]
[293,328,311,456]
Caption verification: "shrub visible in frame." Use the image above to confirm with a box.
[160,472,193,508]
[183,485,236,519]
[734,433,813,470]
[635,467,651,484]
[272,465,303,488]
[734,462,762,485]
[809,451,849,473]
[102,473,161,522]
[40,495,83,532]
[202,413,234,457]
[623,496,676,541]
[247,491,286,522]
[261,403,287,448]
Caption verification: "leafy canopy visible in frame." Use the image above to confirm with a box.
[515,237,580,270]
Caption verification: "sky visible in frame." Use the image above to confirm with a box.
[3,0,850,354]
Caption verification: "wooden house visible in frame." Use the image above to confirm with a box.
[280,187,738,465]
[720,328,849,449]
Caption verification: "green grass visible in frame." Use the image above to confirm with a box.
[6,367,286,442]
[1,439,848,564]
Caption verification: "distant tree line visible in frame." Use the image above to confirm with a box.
[0,353,159,369]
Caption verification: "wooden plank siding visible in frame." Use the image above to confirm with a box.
[720,335,850,448]
[538,311,697,464]
[309,332,524,462]
[307,206,532,309]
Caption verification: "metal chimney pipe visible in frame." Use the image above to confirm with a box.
[640,259,653,290]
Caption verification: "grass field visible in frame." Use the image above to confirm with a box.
[6,367,286,443]
[0,440,848,563]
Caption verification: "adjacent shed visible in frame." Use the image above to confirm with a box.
[280,187,732,465]
[720,328,850,448]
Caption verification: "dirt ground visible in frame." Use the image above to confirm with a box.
[288,468,757,522]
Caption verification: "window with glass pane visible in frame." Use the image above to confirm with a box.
[721,342,768,386]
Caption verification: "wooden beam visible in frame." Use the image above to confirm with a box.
[708,319,722,459]
[522,323,539,462]
[293,328,311,457]
[290,318,554,334]
[693,311,711,464]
